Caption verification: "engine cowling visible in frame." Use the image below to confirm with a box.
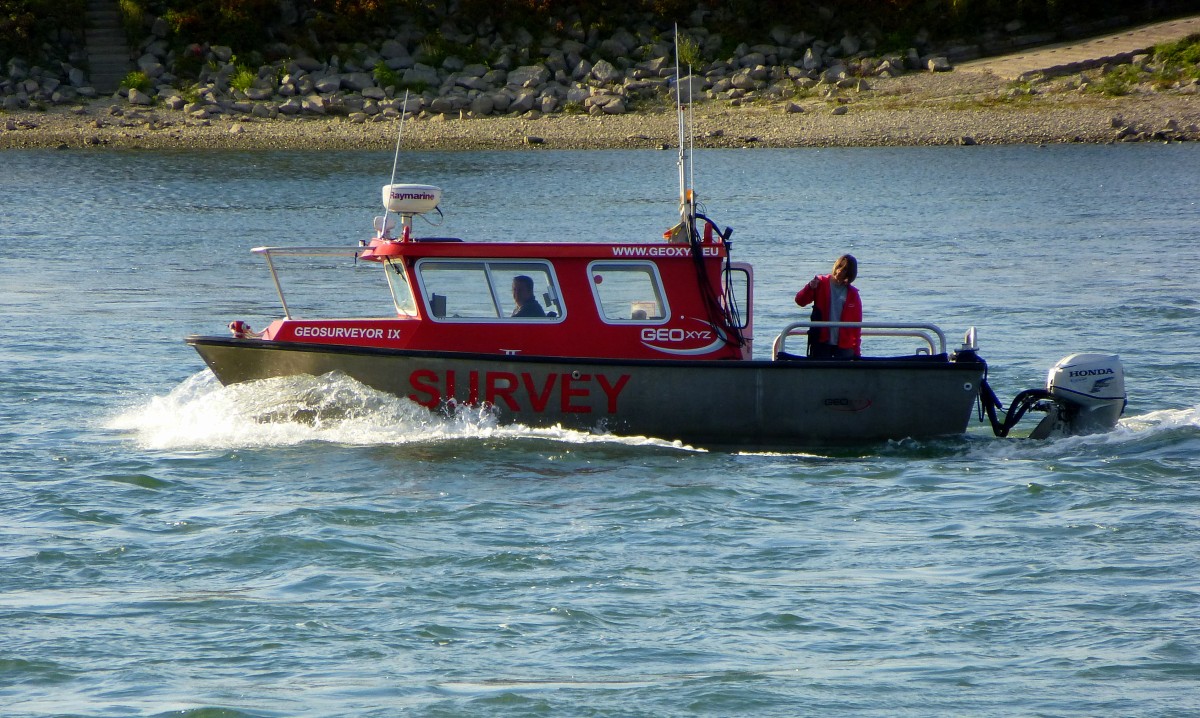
[1030,353,1126,439]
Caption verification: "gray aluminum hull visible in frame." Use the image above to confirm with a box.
[187,337,986,447]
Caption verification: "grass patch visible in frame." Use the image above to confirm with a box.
[1093,64,1141,96]
[1150,33,1200,87]
[396,80,429,93]
[1154,33,1200,66]
[229,65,256,92]
[120,70,151,92]
[374,61,399,90]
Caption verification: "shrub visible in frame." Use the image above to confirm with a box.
[675,31,702,68]
[230,65,256,91]
[0,0,86,59]
[374,61,399,90]
[119,0,145,44]
[1154,33,1200,66]
[1094,65,1141,96]
[121,70,152,92]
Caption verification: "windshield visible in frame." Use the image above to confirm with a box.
[383,259,418,317]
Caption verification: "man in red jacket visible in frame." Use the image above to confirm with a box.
[795,254,861,359]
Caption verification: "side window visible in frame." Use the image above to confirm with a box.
[725,265,751,329]
[488,262,561,319]
[416,260,562,321]
[588,262,668,323]
[419,261,499,318]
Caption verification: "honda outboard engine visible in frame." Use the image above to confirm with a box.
[1029,353,1126,439]
[979,352,1127,439]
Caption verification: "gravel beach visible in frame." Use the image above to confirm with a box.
[2,70,1198,151]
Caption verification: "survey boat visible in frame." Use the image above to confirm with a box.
[186,181,1126,448]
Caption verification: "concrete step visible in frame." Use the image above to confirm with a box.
[89,56,131,66]
[86,30,127,42]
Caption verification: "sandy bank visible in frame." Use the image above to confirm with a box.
[2,72,1198,150]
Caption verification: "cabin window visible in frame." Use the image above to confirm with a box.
[725,264,752,329]
[382,259,419,317]
[416,259,562,321]
[587,261,668,323]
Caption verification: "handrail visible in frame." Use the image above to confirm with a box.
[772,321,947,358]
[251,246,365,258]
[251,246,366,318]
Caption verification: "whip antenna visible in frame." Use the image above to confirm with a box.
[381,90,411,235]
[674,25,696,236]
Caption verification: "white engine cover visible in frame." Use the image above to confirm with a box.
[382,184,442,214]
[1046,353,1126,408]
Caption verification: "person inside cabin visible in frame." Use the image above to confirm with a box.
[795,254,862,359]
[511,275,547,318]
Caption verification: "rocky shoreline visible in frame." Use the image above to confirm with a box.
[4,8,1199,151]
[3,69,1197,151]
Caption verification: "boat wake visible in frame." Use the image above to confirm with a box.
[948,403,1200,460]
[107,371,698,452]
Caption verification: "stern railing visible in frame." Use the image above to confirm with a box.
[771,321,947,359]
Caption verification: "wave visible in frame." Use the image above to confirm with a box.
[944,404,1200,462]
[108,372,1196,458]
[106,371,697,452]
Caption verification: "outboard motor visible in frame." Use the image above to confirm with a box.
[1029,353,1127,439]
[979,353,1126,439]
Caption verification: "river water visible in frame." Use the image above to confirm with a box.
[2,144,1199,717]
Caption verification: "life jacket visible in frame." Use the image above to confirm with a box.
[795,274,862,356]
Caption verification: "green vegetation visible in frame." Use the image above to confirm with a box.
[1094,64,1141,96]
[675,32,702,69]
[373,61,399,91]
[0,0,86,59]
[119,0,145,43]
[5,0,1177,61]
[120,70,152,92]
[1155,32,1200,65]
[1151,32,1200,86]
[2,0,1197,86]
[229,65,256,92]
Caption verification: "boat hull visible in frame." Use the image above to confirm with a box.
[187,337,985,447]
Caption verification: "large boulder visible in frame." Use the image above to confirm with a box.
[380,39,408,60]
[340,72,375,91]
[314,75,341,93]
[730,68,760,90]
[402,64,439,88]
[429,96,457,114]
[127,88,153,106]
[508,89,537,113]
[301,94,325,114]
[590,59,621,85]
[927,56,952,72]
[803,47,822,71]
[507,64,550,88]
[571,59,592,81]
[470,95,494,115]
